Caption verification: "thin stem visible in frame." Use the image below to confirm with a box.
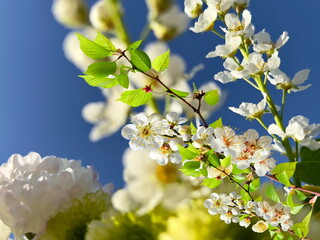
[121,52,209,127]
[212,29,225,39]
[256,118,280,141]
[280,90,287,120]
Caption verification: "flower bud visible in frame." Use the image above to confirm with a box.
[52,0,88,28]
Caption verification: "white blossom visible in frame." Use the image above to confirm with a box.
[150,143,182,165]
[204,193,230,215]
[254,157,276,176]
[268,115,320,150]
[190,5,217,33]
[268,69,311,92]
[184,0,203,18]
[122,113,168,151]
[223,9,254,38]
[0,152,100,238]
[52,0,88,28]
[206,35,242,58]
[229,94,267,119]
[252,220,268,233]
[252,30,289,53]
[89,0,114,32]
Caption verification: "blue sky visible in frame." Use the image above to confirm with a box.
[0,0,319,189]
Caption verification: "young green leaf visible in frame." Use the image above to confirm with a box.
[190,122,197,135]
[115,74,129,89]
[202,178,221,189]
[266,184,281,202]
[293,208,313,237]
[183,161,200,170]
[167,89,190,98]
[76,33,113,59]
[84,62,117,77]
[206,151,220,167]
[94,31,117,52]
[178,145,198,160]
[286,194,304,214]
[130,49,151,72]
[271,162,297,185]
[204,89,219,106]
[300,143,320,162]
[127,40,143,50]
[117,89,152,107]
[209,118,223,129]
[180,168,201,177]
[79,75,118,88]
[248,178,260,192]
[221,156,231,168]
[152,50,170,72]
[295,161,320,185]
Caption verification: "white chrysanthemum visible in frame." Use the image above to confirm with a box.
[150,5,189,41]
[268,69,311,92]
[190,5,217,33]
[83,87,131,141]
[0,152,100,238]
[268,115,320,150]
[184,0,203,18]
[112,149,190,215]
[52,0,88,28]
[89,0,114,32]
[229,94,267,119]
[122,113,168,151]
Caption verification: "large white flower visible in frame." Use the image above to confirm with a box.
[223,9,254,38]
[52,0,88,28]
[0,152,100,238]
[242,52,281,76]
[190,5,217,33]
[83,87,131,141]
[268,69,311,92]
[268,115,320,150]
[122,113,168,151]
[112,149,190,215]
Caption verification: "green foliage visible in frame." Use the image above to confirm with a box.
[203,89,220,106]
[202,178,222,188]
[130,49,151,72]
[115,74,129,88]
[292,208,313,238]
[79,62,117,88]
[117,89,152,107]
[178,145,198,160]
[209,118,223,129]
[127,40,143,50]
[180,161,201,177]
[221,156,231,168]
[265,184,281,203]
[94,31,117,52]
[76,33,114,60]
[300,145,320,162]
[152,50,170,72]
[168,89,190,98]
[206,150,220,167]
[271,162,297,186]
[190,122,197,135]
[295,161,320,186]
[248,178,260,192]
[286,194,304,214]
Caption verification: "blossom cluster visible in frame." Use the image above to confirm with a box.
[204,192,293,233]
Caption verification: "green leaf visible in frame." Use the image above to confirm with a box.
[248,178,260,192]
[85,62,117,77]
[221,156,231,168]
[273,233,284,240]
[127,40,143,50]
[168,89,190,98]
[293,208,313,237]
[232,165,250,175]
[79,75,118,88]
[266,184,281,202]
[209,118,223,129]
[203,89,219,106]
[115,74,129,89]
[152,50,170,72]
[76,33,112,60]
[300,144,320,162]
[178,145,198,160]
[117,89,152,107]
[286,194,304,214]
[183,161,200,170]
[206,151,220,167]
[94,31,117,52]
[240,189,251,204]
[295,189,307,201]
[180,168,201,177]
[130,49,151,72]
[271,162,297,186]
[202,178,222,189]
[295,161,320,186]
